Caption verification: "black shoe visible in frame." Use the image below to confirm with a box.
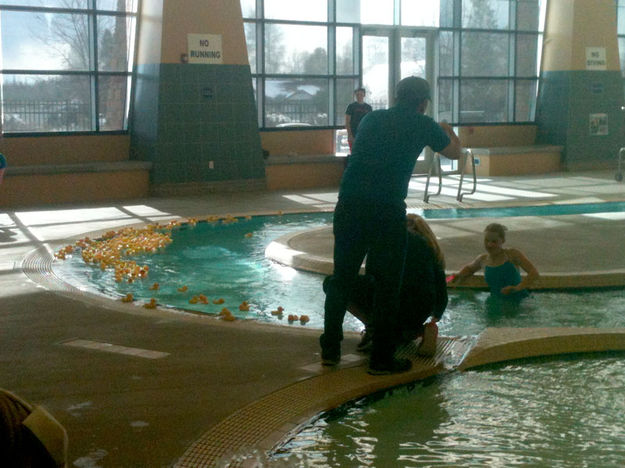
[356,328,373,353]
[367,357,412,375]
[320,334,340,366]
[321,350,340,366]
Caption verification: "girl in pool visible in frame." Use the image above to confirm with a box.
[449,223,539,297]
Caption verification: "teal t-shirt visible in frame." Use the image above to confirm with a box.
[339,106,450,205]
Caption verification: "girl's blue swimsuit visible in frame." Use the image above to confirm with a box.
[484,260,528,298]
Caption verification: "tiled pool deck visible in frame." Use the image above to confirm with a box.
[2,170,625,466]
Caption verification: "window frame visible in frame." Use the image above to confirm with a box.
[0,1,140,136]
[243,0,545,129]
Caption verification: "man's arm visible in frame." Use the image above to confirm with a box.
[437,121,463,160]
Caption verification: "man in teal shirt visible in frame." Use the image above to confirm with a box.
[321,76,462,374]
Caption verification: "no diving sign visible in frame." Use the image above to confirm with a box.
[188,34,223,64]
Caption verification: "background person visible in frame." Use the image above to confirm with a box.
[345,87,372,153]
[320,76,462,375]
[0,388,68,467]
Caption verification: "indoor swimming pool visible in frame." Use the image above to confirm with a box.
[52,202,625,466]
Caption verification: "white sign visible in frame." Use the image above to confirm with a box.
[589,113,608,136]
[586,47,606,71]
[187,34,223,64]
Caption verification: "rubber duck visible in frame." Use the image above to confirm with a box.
[150,282,159,290]
[219,308,236,321]
[143,298,157,309]
[239,301,250,311]
[299,315,310,324]
[287,314,298,323]
[177,285,188,293]
[198,294,209,304]
[189,296,199,304]
[121,293,134,303]
[245,232,253,238]
[213,298,225,304]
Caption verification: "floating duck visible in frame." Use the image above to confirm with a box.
[121,293,134,303]
[150,282,159,290]
[270,310,283,317]
[143,298,157,309]
[239,301,250,311]
[299,315,310,324]
[189,296,199,304]
[219,308,236,321]
[177,285,188,292]
[213,298,225,304]
[287,314,299,323]
[198,294,209,304]
[245,232,253,238]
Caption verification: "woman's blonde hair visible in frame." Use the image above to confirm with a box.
[406,214,445,268]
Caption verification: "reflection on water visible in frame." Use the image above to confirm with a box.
[276,354,625,467]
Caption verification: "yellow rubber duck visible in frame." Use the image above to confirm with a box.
[213,298,225,304]
[299,315,310,324]
[143,298,157,309]
[177,285,188,292]
[239,301,250,311]
[150,282,159,290]
[121,293,134,303]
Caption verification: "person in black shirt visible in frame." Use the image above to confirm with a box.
[345,87,373,152]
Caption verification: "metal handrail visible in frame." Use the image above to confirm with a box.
[616,147,624,182]
[424,148,476,202]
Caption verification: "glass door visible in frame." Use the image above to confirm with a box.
[362,31,392,110]
[361,28,435,172]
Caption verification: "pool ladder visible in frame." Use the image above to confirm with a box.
[616,147,624,182]
[424,148,477,202]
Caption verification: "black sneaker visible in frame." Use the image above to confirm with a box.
[367,357,412,375]
[356,328,373,353]
[321,350,340,366]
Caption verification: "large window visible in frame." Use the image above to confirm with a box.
[439,0,546,123]
[0,0,139,134]
[618,0,625,88]
[242,0,545,128]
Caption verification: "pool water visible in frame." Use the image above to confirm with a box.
[55,209,625,333]
[275,353,625,467]
[54,205,625,466]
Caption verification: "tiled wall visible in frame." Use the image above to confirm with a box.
[131,63,264,187]
[536,71,625,169]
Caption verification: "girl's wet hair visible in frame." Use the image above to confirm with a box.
[406,214,445,268]
[484,223,507,241]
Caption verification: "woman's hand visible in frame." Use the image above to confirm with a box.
[500,285,519,295]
